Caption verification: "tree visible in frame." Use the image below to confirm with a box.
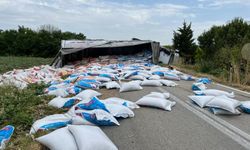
[197,17,250,84]
[173,21,196,64]
[0,25,86,57]
[38,24,61,33]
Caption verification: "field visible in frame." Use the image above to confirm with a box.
[0,56,53,74]
[0,57,57,149]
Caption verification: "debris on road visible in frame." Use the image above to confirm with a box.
[136,92,176,111]
[192,82,207,91]
[239,101,250,114]
[197,77,212,84]
[193,89,235,97]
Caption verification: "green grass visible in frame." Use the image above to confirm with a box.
[0,56,53,74]
[0,57,63,149]
[0,84,67,150]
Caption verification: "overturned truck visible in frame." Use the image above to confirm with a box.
[51,39,161,68]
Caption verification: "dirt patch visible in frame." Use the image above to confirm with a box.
[98,88,120,99]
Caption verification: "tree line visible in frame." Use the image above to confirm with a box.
[0,25,86,57]
[173,18,250,85]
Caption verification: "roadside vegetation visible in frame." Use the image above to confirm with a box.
[0,24,85,57]
[172,17,250,87]
[0,57,61,149]
[0,56,52,74]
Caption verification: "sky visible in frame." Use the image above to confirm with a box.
[0,0,250,45]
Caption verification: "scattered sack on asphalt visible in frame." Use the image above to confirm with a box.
[163,72,180,81]
[73,109,119,126]
[102,97,140,109]
[73,89,101,101]
[119,81,143,92]
[179,74,195,81]
[188,95,215,108]
[152,71,165,76]
[239,101,250,114]
[148,75,161,80]
[129,75,145,81]
[191,82,207,91]
[146,92,170,99]
[75,97,110,112]
[29,114,72,134]
[136,97,176,111]
[205,95,240,114]
[197,78,212,84]
[68,125,118,150]
[209,107,241,115]
[140,80,162,87]
[159,80,178,87]
[193,89,234,98]
[36,127,78,150]
[104,81,120,89]
[0,125,14,150]
[48,97,78,109]
[105,103,134,118]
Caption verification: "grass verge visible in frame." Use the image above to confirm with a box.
[171,64,250,92]
[0,56,52,74]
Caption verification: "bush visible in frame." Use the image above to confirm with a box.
[0,84,64,134]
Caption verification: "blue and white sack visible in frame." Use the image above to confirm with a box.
[239,101,250,114]
[0,125,14,150]
[75,97,109,112]
[73,109,119,126]
[192,82,207,91]
[197,78,212,84]
[29,114,72,134]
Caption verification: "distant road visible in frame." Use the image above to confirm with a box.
[101,80,250,150]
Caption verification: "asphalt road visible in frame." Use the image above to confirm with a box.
[101,80,250,150]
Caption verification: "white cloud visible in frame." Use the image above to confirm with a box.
[0,0,195,44]
[197,0,250,7]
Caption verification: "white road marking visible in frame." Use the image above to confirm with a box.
[214,83,250,96]
[157,87,250,150]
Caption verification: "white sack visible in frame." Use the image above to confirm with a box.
[194,89,234,98]
[129,75,145,81]
[141,80,162,87]
[106,103,134,118]
[105,81,120,89]
[48,97,75,108]
[239,101,250,113]
[96,76,111,82]
[159,80,178,87]
[68,125,118,150]
[30,114,72,134]
[147,92,170,99]
[48,89,69,97]
[102,97,140,109]
[119,81,143,92]
[136,97,176,111]
[72,109,120,126]
[205,95,240,113]
[188,95,215,108]
[209,107,241,115]
[73,89,101,101]
[192,82,207,91]
[148,75,161,80]
[36,127,78,150]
